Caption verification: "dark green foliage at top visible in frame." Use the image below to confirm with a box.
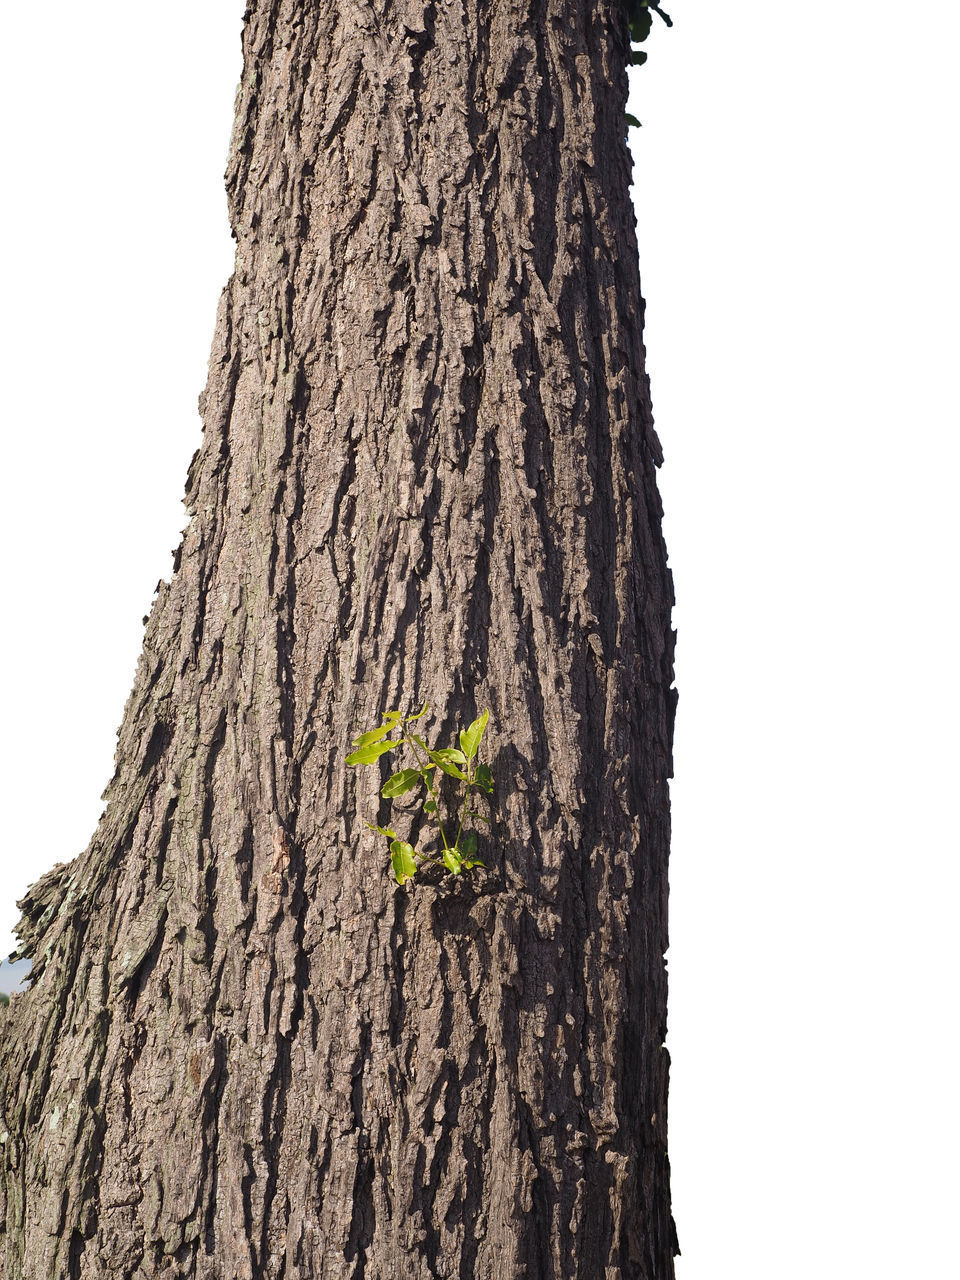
[624,0,673,51]
[623,0,673,126]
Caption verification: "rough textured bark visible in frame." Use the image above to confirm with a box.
[0,0,677,1275]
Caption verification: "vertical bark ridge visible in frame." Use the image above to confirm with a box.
[1,0,677,1275]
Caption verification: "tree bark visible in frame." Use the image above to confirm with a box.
[0,0,677,1275]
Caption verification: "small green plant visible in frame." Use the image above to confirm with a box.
[345,703,494,886]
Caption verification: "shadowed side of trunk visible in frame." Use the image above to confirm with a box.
[0,0,677,1276]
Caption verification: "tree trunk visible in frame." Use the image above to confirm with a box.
[0,0,677,1275]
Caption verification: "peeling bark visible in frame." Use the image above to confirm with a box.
[0,0,677,1275]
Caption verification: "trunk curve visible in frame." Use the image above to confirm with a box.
[0,0,677,1276]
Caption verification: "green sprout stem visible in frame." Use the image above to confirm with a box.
[453,758,478,851]
[401,722,451,852]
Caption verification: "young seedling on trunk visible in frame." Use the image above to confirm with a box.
[346,704,494,886]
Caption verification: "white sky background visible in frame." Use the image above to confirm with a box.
[0,0,957,1274]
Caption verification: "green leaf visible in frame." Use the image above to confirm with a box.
[459,710,489,760]
[365,821,398,840]
[650,2,673,28]
[390,840,418,885]
[436,760,467,780]
[474,763,494,794]
[629,49,648,66]
[429,753,467,781]
[423,800,437,814]
[410,733,429,751]
[383,711,403,722]
[461,858,485,870]
[382,768,422,798]
[433,748,466,765]
[345,739,401,766]
[461,831,478,858]
[625,112,642,129]
[407,702,429,722]
[352,725,391,748]
[442,847,463,875]
[630,10,652,42]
